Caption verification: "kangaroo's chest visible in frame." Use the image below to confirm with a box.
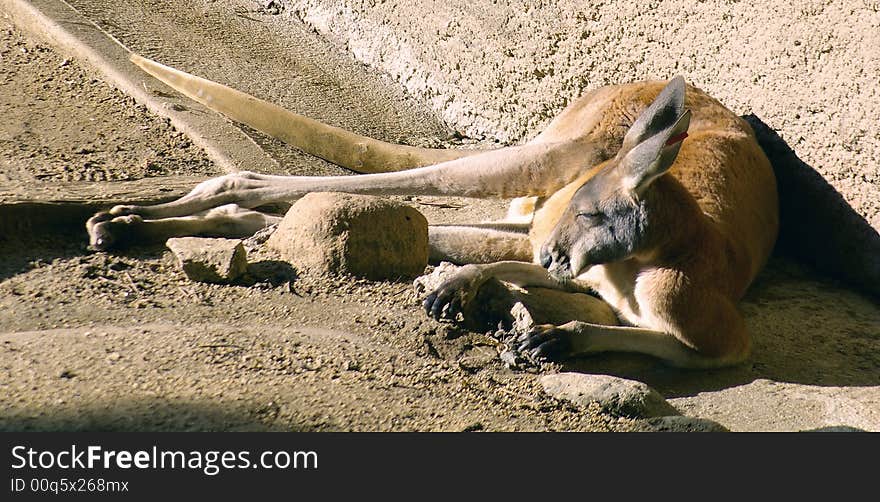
[578,262,647,326]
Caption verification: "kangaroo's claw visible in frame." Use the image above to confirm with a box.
[422,288,462,321]
[517,324,572,361]
[86,211,116,251]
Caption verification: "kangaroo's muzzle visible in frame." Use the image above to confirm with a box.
[540,241,574,281]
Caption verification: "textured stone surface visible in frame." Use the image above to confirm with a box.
[166,237,248,283]
[267,192,428,279]
[540,372,679,418]
[287,0,879,230]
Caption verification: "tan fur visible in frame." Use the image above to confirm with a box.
[89,55,778,368]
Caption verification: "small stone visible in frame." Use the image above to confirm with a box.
[635,416,730,432]
[510,301,535,336]
[267,192,428,280]
[166,237,248,284]
[262,0,283,15]
[499,349,520,368]
[462,422,484,432]
[540,372,679,418]
[242,223,279,251]
[107,260,130,271]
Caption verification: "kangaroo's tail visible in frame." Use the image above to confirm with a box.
[745,115,880,299]
[129,53,480,174]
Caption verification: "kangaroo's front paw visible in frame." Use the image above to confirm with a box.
[86,213,143,251]
[517,324,573,361]
[422,264,484,321]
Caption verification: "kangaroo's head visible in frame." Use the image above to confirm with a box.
[539,77,691,280]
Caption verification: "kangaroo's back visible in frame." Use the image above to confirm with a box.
[668,84,778,292]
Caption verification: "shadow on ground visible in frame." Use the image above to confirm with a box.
[0,399,308,432]
[0,242,84,282]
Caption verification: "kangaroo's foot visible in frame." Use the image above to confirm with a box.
[87,213,144,251]
[87,204,281,251]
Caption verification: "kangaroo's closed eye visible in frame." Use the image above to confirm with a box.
[576,211,604,223]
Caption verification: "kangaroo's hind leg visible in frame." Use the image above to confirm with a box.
[88,204,281,250]
[87,138,604,250]
[96,140,591,221]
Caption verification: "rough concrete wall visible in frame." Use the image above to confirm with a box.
[285,0,879,227]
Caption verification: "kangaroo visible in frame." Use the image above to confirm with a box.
[87,54,778,368]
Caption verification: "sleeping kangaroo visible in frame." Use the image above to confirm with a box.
[87,54,778,369]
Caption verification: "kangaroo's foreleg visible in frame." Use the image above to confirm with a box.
[429,223,533,264]
[518,322,746,369]
[422,260,585,320]
[110,141,592,218]
[88,140,604,249]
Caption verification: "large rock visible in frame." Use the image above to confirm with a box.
[267,193,428,280]
[166,237,248,284]
[540,372,679,418]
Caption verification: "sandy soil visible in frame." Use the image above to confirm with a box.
[0,13,633,432]
[0,20,216,184]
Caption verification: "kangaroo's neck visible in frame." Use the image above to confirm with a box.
[634,175,720,268]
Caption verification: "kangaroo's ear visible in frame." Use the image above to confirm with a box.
[619,108,691,196]
[620,76,687,152]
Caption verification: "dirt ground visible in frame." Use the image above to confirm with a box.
[0,22,216,184]
[0,14,638,432]
[1,1,877,432]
